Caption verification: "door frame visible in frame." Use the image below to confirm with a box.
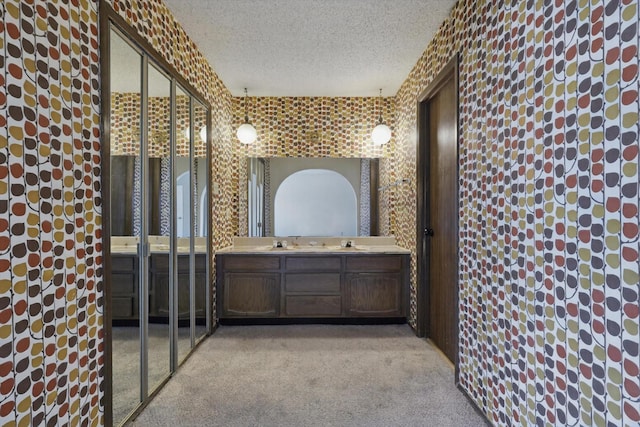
[415,54,460,377]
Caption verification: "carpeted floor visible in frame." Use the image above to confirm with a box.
[113,324,207,425]
[127,324,488,427]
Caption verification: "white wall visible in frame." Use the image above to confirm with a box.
[274,169,358,236]
[268,158,362,234]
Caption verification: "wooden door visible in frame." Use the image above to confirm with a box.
[417,56,459,365]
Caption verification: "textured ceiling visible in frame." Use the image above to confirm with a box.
[162,0,457,97]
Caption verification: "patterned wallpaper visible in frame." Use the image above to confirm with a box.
[395,0,640,425]
[107,0,236,329]
[232,96,394,158]
[107,0,235,251]
[2,0,634,425]
[110,93,206,157]
[233,96,395,237]
[0,1,103,426]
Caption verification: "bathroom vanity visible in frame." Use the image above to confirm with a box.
[216,237,410,322]
[111,237,208,322]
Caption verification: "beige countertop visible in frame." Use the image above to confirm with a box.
[216,245,410,255]
[110,236,207,254]
[217,236,410,255]
[111,246,207,254]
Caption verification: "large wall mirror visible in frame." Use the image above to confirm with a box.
[246,158,379,237]
[103,10,211,426]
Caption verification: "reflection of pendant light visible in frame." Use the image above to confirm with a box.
[371,88,391,145]
[183,126,208,143]
[236,88,257,144]
[199,126,207,143]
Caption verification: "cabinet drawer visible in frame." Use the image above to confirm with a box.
[112,272,136,294]
[194,254,207,271]
[284,296,342,316]
[149,253,170,269]
[112,255,135,271]
[112,296,136,318]
[152,254,206,271]
[223,255,280,271]
[285,256,340,271]
[285,274,341,294]
[346,256,402,272]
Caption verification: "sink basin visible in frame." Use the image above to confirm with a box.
[324,245,365,251]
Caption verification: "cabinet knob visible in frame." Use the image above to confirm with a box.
[424,228,434,237]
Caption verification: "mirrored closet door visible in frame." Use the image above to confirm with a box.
[105,21,211,427]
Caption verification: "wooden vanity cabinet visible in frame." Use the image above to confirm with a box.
[345,256,406,317]
[283,256,342,317]
[217,255,281,317]
[216,252,409,321]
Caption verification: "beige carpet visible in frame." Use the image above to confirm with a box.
[128,324,488,427]
[112,324,207,425]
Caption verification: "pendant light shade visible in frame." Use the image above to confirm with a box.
[371,89,391,146]
[237,88,257,144]
[372,122,391,146]
[237,122,257,144]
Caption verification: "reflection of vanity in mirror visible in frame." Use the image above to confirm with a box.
[245,157,379,237]
[109,96,209,324]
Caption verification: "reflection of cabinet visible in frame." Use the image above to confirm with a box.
[216,253,409,321]
[111,252,207,322]
[112,254,139,319]
[152,253,207,319]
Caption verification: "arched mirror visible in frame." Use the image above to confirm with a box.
[274,169,358,236]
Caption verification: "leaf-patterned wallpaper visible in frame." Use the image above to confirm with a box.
[110,94,207,157]
[2,0,638,425]
[107,0,235,251]
[394,0,640,425]
[232,96,396,238]
[0,1,104,425]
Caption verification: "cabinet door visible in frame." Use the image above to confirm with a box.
[222,273,280,317]
[112,255,138,320]
[149,254,169,318]
[346,273,404,317]
[178,270,207,321]
[194,254,208,321]
[194,271,207,321]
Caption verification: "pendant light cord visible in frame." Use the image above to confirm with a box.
[244,88,249,123]
[378,88,383,124]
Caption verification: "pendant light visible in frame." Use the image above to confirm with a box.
[237,87,257,144]
[371,88,391,145]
